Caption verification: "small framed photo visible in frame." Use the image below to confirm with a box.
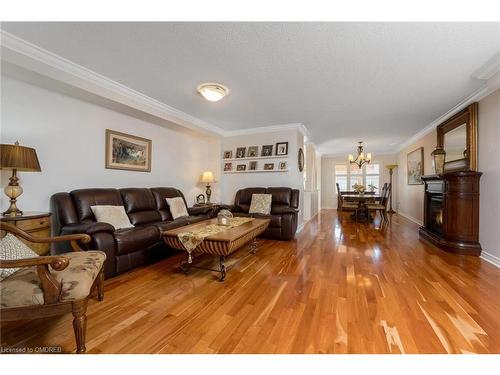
[237,164,247,171]
[236,147,246,158]
[261,145,273,157]
[224,162,233,171]
[247,146,258,158]
[279,161,287,170]
[223,150,232,159]
[264,163,274,170]
[275,142,289,156]
[249,161,258,170]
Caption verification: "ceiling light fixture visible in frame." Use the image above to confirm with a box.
[348,141,372,168]
[197,82,229,102]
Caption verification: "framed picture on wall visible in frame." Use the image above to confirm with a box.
[237,164,247,171]
[407,147,424,185]
[264,163,274,170]
[261,145,273,157]
[249,161,258,170]
[224,162,233,171]
[236,147,246,158]
[247,146,258,157]
[105,129,152,172]
[223,150,232,159]
[275,142,289,155]
[279,161,287,170]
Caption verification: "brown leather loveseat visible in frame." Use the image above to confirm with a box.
[51,187,214,278]
[224,187,300,241]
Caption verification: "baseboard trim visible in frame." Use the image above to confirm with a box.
[296,223,305,233]
[480,251,500,268]
[320,206,338,210]
[398,211,424,226]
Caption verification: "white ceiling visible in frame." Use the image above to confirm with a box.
[2,22,499,154]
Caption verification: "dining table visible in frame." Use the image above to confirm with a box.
[341,193,382,222]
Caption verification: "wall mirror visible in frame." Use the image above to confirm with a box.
[443,124,467,161]
[436,102,478,172]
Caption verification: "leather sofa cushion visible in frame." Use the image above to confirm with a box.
[120,188,161,226]
[114,226,160,255]
[146,215,208,233]
[51,192,79,227]
[237,187,267,206]
[150,187,189,221]
[71,189,124,222]
[266,187,292,206]
[238,203,250,213]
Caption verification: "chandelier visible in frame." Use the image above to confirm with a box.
[348,141,372,168]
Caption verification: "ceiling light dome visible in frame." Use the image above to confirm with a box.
[197,82,229,102]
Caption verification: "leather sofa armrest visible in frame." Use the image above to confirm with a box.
[188,206,212,216]
[219,204,239,212]
[271,206,299,215]
[61,222,115,235]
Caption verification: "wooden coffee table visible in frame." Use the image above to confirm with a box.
[163,218,270,281]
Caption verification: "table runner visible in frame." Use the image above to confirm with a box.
[178,217,254,263]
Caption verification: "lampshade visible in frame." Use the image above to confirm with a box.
[386,164,398,169]
[0,142,41,171]
[200,171,215,183]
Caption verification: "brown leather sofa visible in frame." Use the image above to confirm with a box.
[223,187,300,241]
[51,187,215,278]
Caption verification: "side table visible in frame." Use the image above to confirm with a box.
[0,211,52,255]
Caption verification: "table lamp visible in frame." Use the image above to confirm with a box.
[200,171,215,203]
[0,141,41,216]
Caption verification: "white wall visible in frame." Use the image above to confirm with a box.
[321,154,398,209]
[220,129,305,225]
[478,89,500,264]
[396,130,436,224]
[0,75,221,212]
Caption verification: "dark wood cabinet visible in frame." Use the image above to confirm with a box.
[419,171,482,256]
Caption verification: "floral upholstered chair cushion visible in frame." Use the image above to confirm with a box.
[248,194,273,215]
[0,250,106,308]
[0,233,39,280]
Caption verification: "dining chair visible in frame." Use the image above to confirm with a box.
[338,192,360,222]
[366,184,390,223]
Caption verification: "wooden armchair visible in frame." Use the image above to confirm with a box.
[0,222,106,353]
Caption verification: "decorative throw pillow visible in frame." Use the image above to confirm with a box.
[249,194,273,215]
[0,233,39,280]
[166,197,189,220]
[90,205,134,229]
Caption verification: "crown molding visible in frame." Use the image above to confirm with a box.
[222,123,310,138]
[396,79,499,152]
[473,52,500,80]
[1,31,314,141]
[0,30,226,137]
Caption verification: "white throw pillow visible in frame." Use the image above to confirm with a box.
[249,194,273,215]
[166,197,189,220]
[90,205,134,229]
[0,233,39,280]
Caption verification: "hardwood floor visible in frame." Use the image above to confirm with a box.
[2,209,499,353]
